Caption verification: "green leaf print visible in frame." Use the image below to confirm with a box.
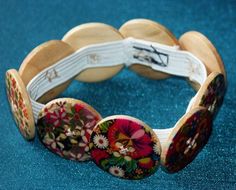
[100,122,109,133]
[101,159,109,170]
[71,106,76,114]
[14,91,18,100]
[49,132,54,139]
[99,120,114,133]
[108,157,119,165]
[126,160,137,172]
[19,109,23,117]
[116,157,126,167]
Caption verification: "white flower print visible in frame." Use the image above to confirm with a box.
[69,152,82,160]
[113,151,132,161]
[109,166,125,177]
[153,143,160,155]
[43,133,65,150]
[93,134,109,149]
[69,152,90,161]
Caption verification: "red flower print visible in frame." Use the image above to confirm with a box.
[74,103,84,113]
[5,71,33,140]
[108,119,153,159]
[73,112,80,122]
[11,78,16,89]
[46,109,69,127]
[91,149,109,164]
[23,108,28,119]
[18,98,24,109]
[10,88,14,99]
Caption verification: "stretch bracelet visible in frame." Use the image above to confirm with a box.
[5,19,226,180]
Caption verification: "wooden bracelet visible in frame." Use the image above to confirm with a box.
[5,19,226,180]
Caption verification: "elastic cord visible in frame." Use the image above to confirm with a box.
[26,38,207,141]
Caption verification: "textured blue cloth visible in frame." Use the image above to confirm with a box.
[0,0,235,189]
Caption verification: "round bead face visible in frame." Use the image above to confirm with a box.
[5,69,35,140]
[194,72,226,116]
[90,116,161,179]
[161,108,212,173]
[37,98,101,161]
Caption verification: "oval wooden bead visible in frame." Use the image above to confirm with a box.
[119,19,179,80]
[5,69,35,140]
[90,115,161,179]
[19,40,75,103]
[62,23,124,82]
[179,31,226,91]
[161,107,212,173]
[37,98,102,161]
[191,72,226,117]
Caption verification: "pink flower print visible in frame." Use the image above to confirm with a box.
[85,120,96,135]
[108,119,153,159]
[46,109,69,127]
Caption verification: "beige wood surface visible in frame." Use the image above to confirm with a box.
[19,40,75,103]
[119,19,179,80]
[6,69,35,140]
[179,31,226,91]
[62,23,124,82]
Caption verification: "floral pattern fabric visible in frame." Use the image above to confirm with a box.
[163,108,212,173]
[5,70,34,140]
[199,73,225,116]
[37,99,101,161]
[90,117,161,179]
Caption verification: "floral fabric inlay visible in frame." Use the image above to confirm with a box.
[163,109,212,173]
[5,70,34,139]
[37,99,101,161]
[199,73,225,116]
[90,117,161,179]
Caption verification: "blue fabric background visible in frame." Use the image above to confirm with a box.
[0,0,235,189]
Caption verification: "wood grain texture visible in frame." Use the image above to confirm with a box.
[179,31,226,91]
[62,23,124,82]
[119,19,179,80]
[19,40,75,103]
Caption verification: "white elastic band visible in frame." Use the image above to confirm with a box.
[153,128,174,146]
[128,39,206,85]
[26,38,207,141]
